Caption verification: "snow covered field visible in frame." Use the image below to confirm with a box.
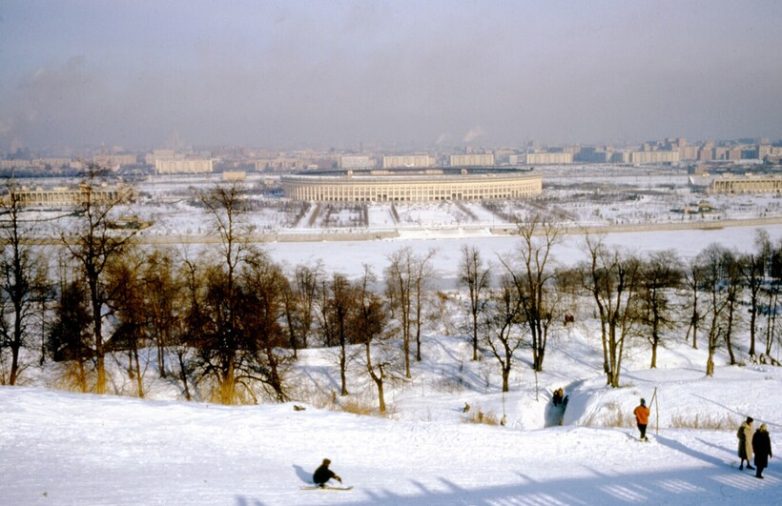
[2,330,781,506]
[4,171,782,505]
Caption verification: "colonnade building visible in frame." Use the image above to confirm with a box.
[7,183,136,207]
[708,174,782,194]
[281,168,542,202]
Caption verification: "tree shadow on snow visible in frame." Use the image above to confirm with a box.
[341,465,778,506]
[234,496,266,506]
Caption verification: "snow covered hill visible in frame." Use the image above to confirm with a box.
[2,329,781,505]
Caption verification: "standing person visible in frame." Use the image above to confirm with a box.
[313,458,342,488]
[737,417,754,470]
[752,424,773,479]
[633,398,650,441]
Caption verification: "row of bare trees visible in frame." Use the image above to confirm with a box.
[0,173,408,408]
[459,222,782,392]
[2,171,782,405]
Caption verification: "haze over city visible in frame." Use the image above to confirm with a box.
[1,0,781,151]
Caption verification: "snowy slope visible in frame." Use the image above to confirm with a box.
[2,330,781,506]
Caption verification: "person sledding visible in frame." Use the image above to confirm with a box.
[552,388,565,406]
[313,458,342,488]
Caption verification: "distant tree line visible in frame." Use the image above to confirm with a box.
[1,168,781,406]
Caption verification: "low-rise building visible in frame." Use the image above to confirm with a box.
[7,183,136,207]
[382,154,436,169]
[524,152,573,165]
[708,174,782,194]
[629,150,680,164]
[154,158,214,174]
[340,155,374,169]
[450,153,495,167]
[93,154,138,168]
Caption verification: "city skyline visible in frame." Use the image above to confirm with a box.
[1,1,781,151]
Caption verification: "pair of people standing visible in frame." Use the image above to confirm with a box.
[738,417,773,479]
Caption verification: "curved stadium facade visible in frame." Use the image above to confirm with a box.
[281,168,542,202]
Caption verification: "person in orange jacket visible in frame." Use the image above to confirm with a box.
[633,398,650,441]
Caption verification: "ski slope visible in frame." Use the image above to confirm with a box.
[2,332,781,506]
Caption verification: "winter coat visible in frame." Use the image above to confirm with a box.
[634,405,650,425]
[752,429,773,469]
[313,463,338,485]
[737,422,753,460]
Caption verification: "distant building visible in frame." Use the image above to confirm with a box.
[708,174,782,194]
[0,160,35,170]
[281,169,541,202]
[524,152,573,165]
[678,145,699,161]
[575,147,612,163]
[37,158,72,169]
[628,150,679,164]
[7,183,137,207]
[382,154,436,169]
[450,153,495,167]
[145,149,177,166]
[93,154,138,169]
[222,171,246,181]
[339,155,374,169]
[154,158,214,174]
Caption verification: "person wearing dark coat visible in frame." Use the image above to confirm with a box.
[552,388,564,406]
[752,424,773,479]
[313,458,342,487]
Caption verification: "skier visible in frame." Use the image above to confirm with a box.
[751,423,772,479]
[313,458,342,488]
[633,398,650,441]
[737,416,755,471]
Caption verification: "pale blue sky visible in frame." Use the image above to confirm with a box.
[1,0,781,150]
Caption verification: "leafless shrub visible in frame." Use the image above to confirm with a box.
[670,413,740,430]
[464,407,502,426]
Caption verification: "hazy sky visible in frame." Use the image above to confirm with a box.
[1,0,781,151]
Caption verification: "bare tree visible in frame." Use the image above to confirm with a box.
[412,250,435,362]
[140,248,182,378]
[459,245,491,361]
[386,248,414,378]
[0,183,46,384]
[324,272,353,396]
[61,166,139,394]
[385,247,435,378]
[743,231,770,358]
[582,234,610,375]
[721,249,743,365]
[583,236,642,387]
[483,275,525,392]
[683,258,705,349]
[191,183,252,403]
[237,250,290,402]
[105,252,147,397]
[698,244,732,376]
[353,266,390,412]
[637,250,683,368]
[281,262,322,357]
[47,275,91,392]
[502,216,560,372]
[762,238,782,362]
